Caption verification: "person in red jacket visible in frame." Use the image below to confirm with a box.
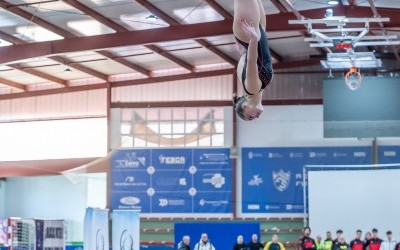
[365,229,382,250]
[299,227,317,250]
[394,241,400,250]
[350,230,364,250]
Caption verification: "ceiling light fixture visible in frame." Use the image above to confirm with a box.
[146,14,158,22]
[327,0,339,5]
[64,65,72,72]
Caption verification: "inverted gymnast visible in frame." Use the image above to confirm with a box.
[232,0,273,121]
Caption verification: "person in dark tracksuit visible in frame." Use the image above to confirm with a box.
[248,234,264,250]
[332,230,344,250]
[178,235,191,250]
[394,241,400,250]
[300,227,317,250]
[333,236,350,250]
[233,235,247,250]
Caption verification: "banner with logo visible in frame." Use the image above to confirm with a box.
[43,220,65,250]
[378,146,400,164]
[84,208,109,250]
[242,147,371,213]
[175,222,260,250]
[112,211,139,250]
[110,148,232,213]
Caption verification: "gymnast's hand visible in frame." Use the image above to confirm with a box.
[240,20,260,42]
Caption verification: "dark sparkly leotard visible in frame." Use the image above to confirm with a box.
[235,24,273,95]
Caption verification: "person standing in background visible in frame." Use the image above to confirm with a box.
[350,230,364,250]
[364,232,372,250]
[394,239,400,250]
[178,236,191,250]
[365,229,382,250]
[194,234,215,250]
[264,234,285,250]
[333,236,350,250]
[324,232,334,250]
[380,231,396,250]
[316,236,323,250]
[233,235,247,250]
[248,234,264,250]
[332,230,344,250]
[299,227,317,250]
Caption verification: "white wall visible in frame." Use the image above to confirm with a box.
[4,175,88,242]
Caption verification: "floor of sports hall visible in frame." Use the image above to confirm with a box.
[1,1,400,250]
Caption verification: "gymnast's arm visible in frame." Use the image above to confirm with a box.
[241,20,262,94]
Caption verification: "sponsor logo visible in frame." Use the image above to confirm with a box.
[289,152,303,158]
[384,151,396,157]
[159,154,186,164]
[114,176,147,187]
[203,173,225,188]
[354,151,366,157]
[179,178,187,186]
[125,176,134,183]
[248,151,263,159]
[268,152,284,158]
[286,204,304,210]
[272,169,291,192]
[159,199,168,207]
[247,204,260,210]
[295,173,303,187]
[120,196,140,206]
[309,152,327,158]
[199,199,228,207]
[159,198,185,207]
[199,153,229,163]
[115,152,146,168]
[333,152,348,157]
[265,205,280,210]
[248,175,263,186]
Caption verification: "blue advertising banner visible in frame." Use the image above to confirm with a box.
[111,148,232,213]
[242,146,371,213]
[378,146,400,164]
[112,211,140,250]
[35,220,44,250]
[174,222,260,250]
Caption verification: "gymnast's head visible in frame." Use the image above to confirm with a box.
[233,93,263,121]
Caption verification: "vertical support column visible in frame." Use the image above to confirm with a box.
[106,82,111,209]
[372,138,378,165]
[232,69,238,219]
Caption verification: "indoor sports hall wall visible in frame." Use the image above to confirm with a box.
[2,175,106,242]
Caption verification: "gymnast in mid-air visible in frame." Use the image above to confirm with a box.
[232,0,273,121]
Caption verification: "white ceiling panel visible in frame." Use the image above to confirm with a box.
[165,47,225,66]
[124,53,183,71]
[157,39,199,50]
[31,65,95,80]
[0,70,50,84]
[108,45,152,56]
[80,58,143,75]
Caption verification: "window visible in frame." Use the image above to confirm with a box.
[120,107,224,147]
